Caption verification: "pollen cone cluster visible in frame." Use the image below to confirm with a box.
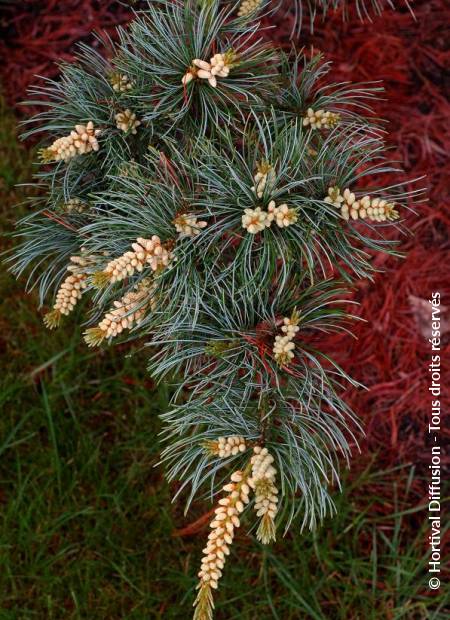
[109,72,134,92]
[242,200,297,234]
[94,236,173,286]
[174,213,207,238]
[193,469,251,620]
[67,251,99,274]
[237,0,262,17]
[84,279,154,347]
[44,273,87,328]
[39,122,100,162]
[250,446,279,544]
[251,162,276,198]
[267,201,298,228]
[183,52,235,88]
[273,311,300,366]
[205,436,247,458]
[43,252,101,328]
[241,206,272,234]
[324,187,399,222]
[115,109,141,134]
[302,108,340,130]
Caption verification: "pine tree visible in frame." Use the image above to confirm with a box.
[8,1,422,617]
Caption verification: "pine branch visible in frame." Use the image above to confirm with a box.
[7,1,424,618]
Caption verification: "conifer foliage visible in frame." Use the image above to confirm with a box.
[233,0,405,35]
[9,1,422,617]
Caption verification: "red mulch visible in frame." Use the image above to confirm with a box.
[1,0,448,490]
[0,0,135,115]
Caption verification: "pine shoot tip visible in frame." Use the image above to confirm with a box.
[83,327,106,347]
[43,309,62,329]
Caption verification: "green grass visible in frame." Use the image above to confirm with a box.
[1,98,448,619]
